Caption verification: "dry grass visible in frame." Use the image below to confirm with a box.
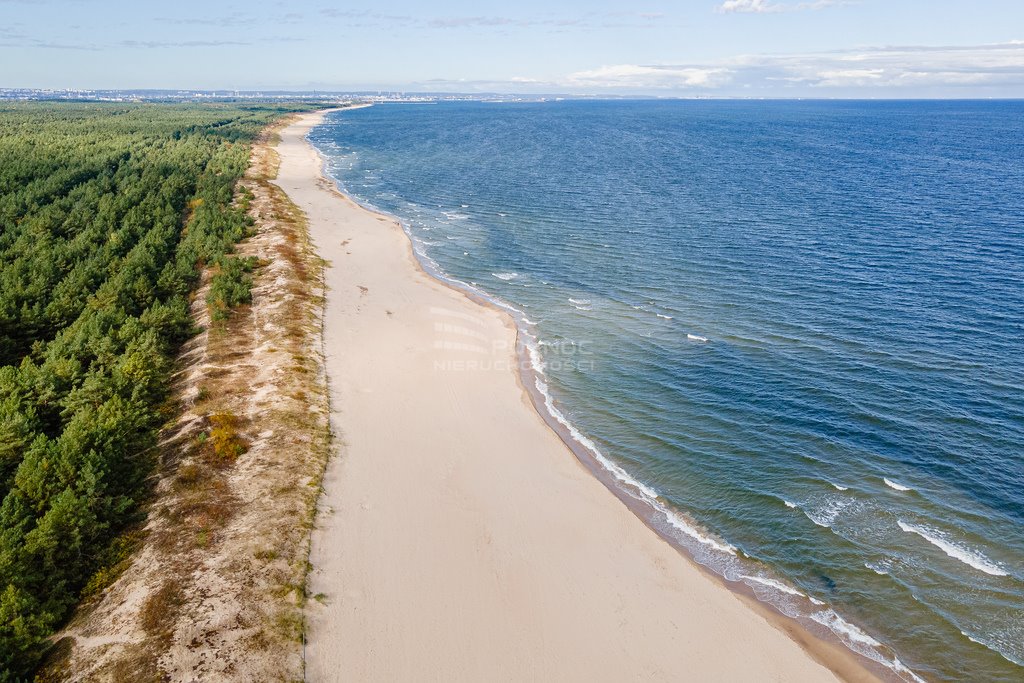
[140,580,185,642]
[38,113,333,682]
[207,411,249,463]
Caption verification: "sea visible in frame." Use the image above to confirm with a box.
[308,100,1024,682]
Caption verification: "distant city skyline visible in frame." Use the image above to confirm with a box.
[2,0,1023,97]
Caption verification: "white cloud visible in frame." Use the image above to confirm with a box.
[813,68,884,86]
[719,0,777,12]
[566,64,731,89]
[718,0,842,14]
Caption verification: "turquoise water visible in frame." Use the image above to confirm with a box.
[309,101,1024,682]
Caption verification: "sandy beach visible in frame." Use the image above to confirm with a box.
[274,110,876,682]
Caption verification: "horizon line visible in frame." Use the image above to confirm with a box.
[3,87,1024,102]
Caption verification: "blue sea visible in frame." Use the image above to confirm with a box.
[309,100,1024,682]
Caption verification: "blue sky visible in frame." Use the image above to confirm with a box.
[2,0,1023,96]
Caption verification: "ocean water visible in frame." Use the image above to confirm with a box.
[309,100,1024,682]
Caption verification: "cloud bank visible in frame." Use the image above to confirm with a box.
[555,42,1024,95]
[409,42,1024,97]
[566,65,731,89]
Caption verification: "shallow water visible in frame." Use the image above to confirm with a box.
[310,100,1024,682]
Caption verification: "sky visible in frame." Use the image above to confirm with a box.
[2,0,1023,97]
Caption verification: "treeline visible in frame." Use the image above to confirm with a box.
[0,102,313,678]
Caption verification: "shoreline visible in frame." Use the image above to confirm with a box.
[280,108,886,682]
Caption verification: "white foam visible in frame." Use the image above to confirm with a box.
[865,562,889,576]
[897,521,1008,576]
[784,500,798,509]
[568,297,592,311]
[741,574,805,597]
[805,512,830,528]
[961,629,983,644]
[811,609,882,647]
[687,333,708,342]
[884,478,911,492]
[492,272,518,281]
[656,313,673,320]
[830,482,849,491]
[525,341,545,372]
[803,496,852,529]
[661,507,739,555]
[892,658,928,683]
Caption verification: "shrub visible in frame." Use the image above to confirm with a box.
[207,411,248,462]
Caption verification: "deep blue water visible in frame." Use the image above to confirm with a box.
[310,100,1024,682]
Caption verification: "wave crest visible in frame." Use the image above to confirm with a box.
[897,521,1007,577]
